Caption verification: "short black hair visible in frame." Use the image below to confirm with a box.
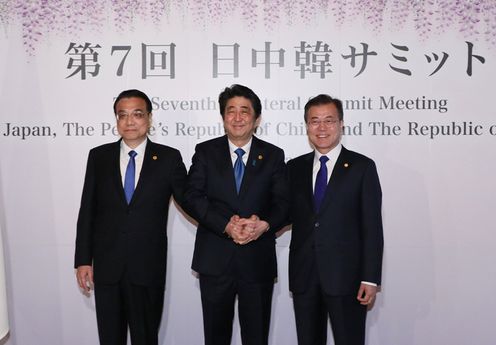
[218,84,262,119]
[113,89,153,114]
[304,94,343,122]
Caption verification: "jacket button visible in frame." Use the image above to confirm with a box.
[315,222,320,228]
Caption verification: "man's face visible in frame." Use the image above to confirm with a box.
[115,97,151,148]
[223,96,260,146]
[306,103,343,154]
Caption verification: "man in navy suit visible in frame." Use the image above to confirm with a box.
[74,89,187,345]
[183,84,288,345]
[288,94,383,345]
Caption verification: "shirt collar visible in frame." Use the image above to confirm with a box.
[228,137,253,155]
[314,143,342,164]
[121,138,147,157]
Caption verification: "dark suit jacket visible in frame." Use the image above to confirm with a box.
[183,135,288,283]
[288,146,383,295]
[74,138,187,287]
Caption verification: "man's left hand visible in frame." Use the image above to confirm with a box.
[356,283,378,306]
[235,215,269,245]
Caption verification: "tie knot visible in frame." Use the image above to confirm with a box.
[235,148,245,158]
[129,150,137,158]
[319,155,329,164]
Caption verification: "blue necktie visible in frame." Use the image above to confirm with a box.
[124,150,137,204]
[234,148,245,194]
[314,155,329,211]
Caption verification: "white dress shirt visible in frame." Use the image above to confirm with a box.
[228,138,252,167]
[312,144,342,191]
[120,139,147,188]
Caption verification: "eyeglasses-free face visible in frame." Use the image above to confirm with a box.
[223,96,260,147]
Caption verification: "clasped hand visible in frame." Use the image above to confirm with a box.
[225,215,269,245]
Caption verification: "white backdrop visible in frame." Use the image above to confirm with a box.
[1,1,495,344]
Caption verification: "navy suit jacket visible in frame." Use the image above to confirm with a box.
[288,146,383,295]
[183,135,289,283]
[74,139,187,287]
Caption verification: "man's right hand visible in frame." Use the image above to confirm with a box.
[76,265,94,293]
[225,215,251,244]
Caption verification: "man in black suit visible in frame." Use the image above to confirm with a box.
[74,89,187,345]
[183,84,288,345]
[288,94,383,345]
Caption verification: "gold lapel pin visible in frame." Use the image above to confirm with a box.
[344,163,349,168]
[152,155,158,160]
[258,155,263,160]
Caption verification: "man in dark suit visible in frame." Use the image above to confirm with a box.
[74,89,187,345]
[183,84,288,345]
[288,94,383,345]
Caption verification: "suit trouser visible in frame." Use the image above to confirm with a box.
[292,262,366,345]
[199,262,274,345]
[94,270,165,345]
